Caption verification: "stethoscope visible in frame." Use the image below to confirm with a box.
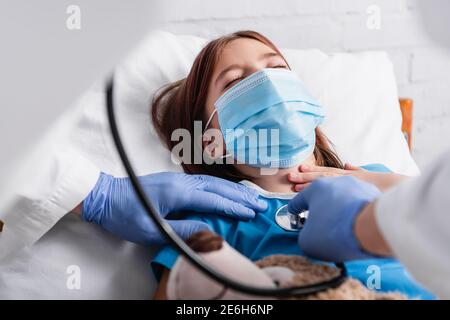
[275,204,309,232]
[106,75,347,297]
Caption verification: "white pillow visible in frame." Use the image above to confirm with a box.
[109,30,419,176]
[108,32,207,176]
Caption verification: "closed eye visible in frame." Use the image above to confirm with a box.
[272,64,288,69]
[223,64,287,91]
[224,77,244,90]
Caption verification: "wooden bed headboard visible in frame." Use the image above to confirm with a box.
[399,98,413,151]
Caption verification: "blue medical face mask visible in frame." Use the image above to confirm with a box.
[205,68,325,168]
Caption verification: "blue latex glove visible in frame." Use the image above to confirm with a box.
[288,176,381,262]
[82,172,267,245]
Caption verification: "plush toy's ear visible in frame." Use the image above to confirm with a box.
[184,231,223,253]
[166,231,276,300]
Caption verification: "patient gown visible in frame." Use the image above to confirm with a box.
[151,164,434,299]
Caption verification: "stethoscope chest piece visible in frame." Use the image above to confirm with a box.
[275,204,308,232]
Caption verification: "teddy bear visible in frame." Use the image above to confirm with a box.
[165,231,405,300]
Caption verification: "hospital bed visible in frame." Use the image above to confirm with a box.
[0,31,420,299]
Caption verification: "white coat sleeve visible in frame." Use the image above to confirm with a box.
[375,149,450,299]
[0,88,111,262]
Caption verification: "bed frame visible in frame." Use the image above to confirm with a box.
[399,98,413,151]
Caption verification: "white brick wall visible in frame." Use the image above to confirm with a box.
[158,0,450,170]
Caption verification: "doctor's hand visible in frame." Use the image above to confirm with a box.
[288,176,384,262]
[81,172,267,245]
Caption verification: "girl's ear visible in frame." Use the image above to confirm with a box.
[202,128,226,161]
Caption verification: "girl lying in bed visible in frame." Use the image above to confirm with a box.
[150,30,433,299]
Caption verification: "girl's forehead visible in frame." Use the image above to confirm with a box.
[215,38,276,68]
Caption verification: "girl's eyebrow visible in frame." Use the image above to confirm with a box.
[214,52,282,86]
[260,52,281,60]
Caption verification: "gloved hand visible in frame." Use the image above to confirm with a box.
[82,172,267,245]
[288,176,381,262]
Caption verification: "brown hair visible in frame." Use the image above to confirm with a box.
[151,31,343,182]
